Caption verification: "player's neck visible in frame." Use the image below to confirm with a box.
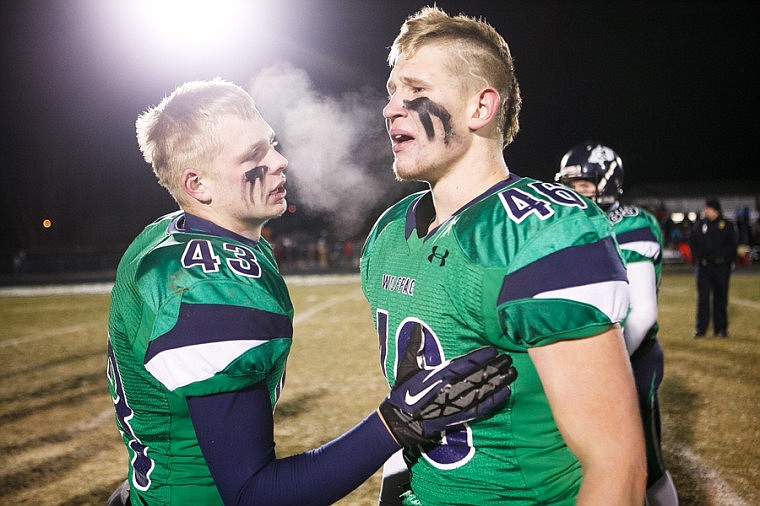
[182,204,264,242]
[428,159,508,230]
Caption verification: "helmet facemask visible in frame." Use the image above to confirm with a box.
[555,142,624,211]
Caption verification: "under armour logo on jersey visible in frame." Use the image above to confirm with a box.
[428,246,449,266]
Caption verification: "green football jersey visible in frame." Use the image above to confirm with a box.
[107,212,293,505]
[608,204,663,280]
[607,204,663,343]
[361,176,629,505]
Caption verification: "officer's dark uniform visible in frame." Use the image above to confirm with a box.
[689,199,738,337]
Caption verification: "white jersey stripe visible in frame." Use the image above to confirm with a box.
[620,239,661,259]
[534,279,630,323]
[146,340,268,391]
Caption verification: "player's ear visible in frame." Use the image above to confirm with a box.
[181,168,212,204]
[468,87,500,131]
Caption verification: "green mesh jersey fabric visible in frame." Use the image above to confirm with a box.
[361,177,629,505]
[107,212,293,505]
[607,204,664,342]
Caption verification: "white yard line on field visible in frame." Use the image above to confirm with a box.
[0,282,114,297]
[660,286,760,310]
[731,297,760,310]
[285,273,360,287]
[670,444,749,505]
[1,323,92,348]
[78,408,116,431]
[293,288,364,325]
[0,274,361,297]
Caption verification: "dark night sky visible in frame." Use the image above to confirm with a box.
[1,0,758,258]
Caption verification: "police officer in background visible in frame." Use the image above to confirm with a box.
[689,197,738,338]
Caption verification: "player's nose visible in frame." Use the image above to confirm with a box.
[383,93,407,122]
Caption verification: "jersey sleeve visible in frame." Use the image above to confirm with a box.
[495,209,629,347]
[135,237,293,398]
[612,207,663,352]
[614,208,663,265]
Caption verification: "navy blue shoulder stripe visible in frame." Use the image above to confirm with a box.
[499,236,627,304]
[145,303,292,364]
[615,227,656,244]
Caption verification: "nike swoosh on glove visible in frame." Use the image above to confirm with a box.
[378,323,517,447]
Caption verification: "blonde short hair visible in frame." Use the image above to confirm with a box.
[388,6,521,146]
[135,79,258,202]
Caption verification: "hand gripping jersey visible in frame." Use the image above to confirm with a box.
[107,212,293,505]
[361,175,629,505]
[607,204,663,346]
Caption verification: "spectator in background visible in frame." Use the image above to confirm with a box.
[736,206,751,246]
[669,221,682,251]
[689,197,738,338]
[678,218,694,264]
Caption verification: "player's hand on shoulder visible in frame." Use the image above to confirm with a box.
[378,323,516,447]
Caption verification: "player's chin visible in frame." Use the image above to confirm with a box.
[270,199,288,218]
[254,199,287,222]
[392,160,414,180]
[393,162,425,183]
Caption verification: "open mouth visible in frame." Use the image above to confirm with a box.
[270,182,286,198]
[390,131,415,151]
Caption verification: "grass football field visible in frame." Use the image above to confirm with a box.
[0,267,757,505]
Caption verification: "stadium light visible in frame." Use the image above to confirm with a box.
[84,0,279,77]
[126,0,252,58]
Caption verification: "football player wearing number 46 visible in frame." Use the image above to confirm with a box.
[106,79,517,506]
[360,7,647,506]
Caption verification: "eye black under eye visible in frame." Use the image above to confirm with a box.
[245,166,267,183]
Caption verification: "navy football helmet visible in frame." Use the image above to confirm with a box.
[555,141,624,211]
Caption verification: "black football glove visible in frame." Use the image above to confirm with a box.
[378,323,517,447]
